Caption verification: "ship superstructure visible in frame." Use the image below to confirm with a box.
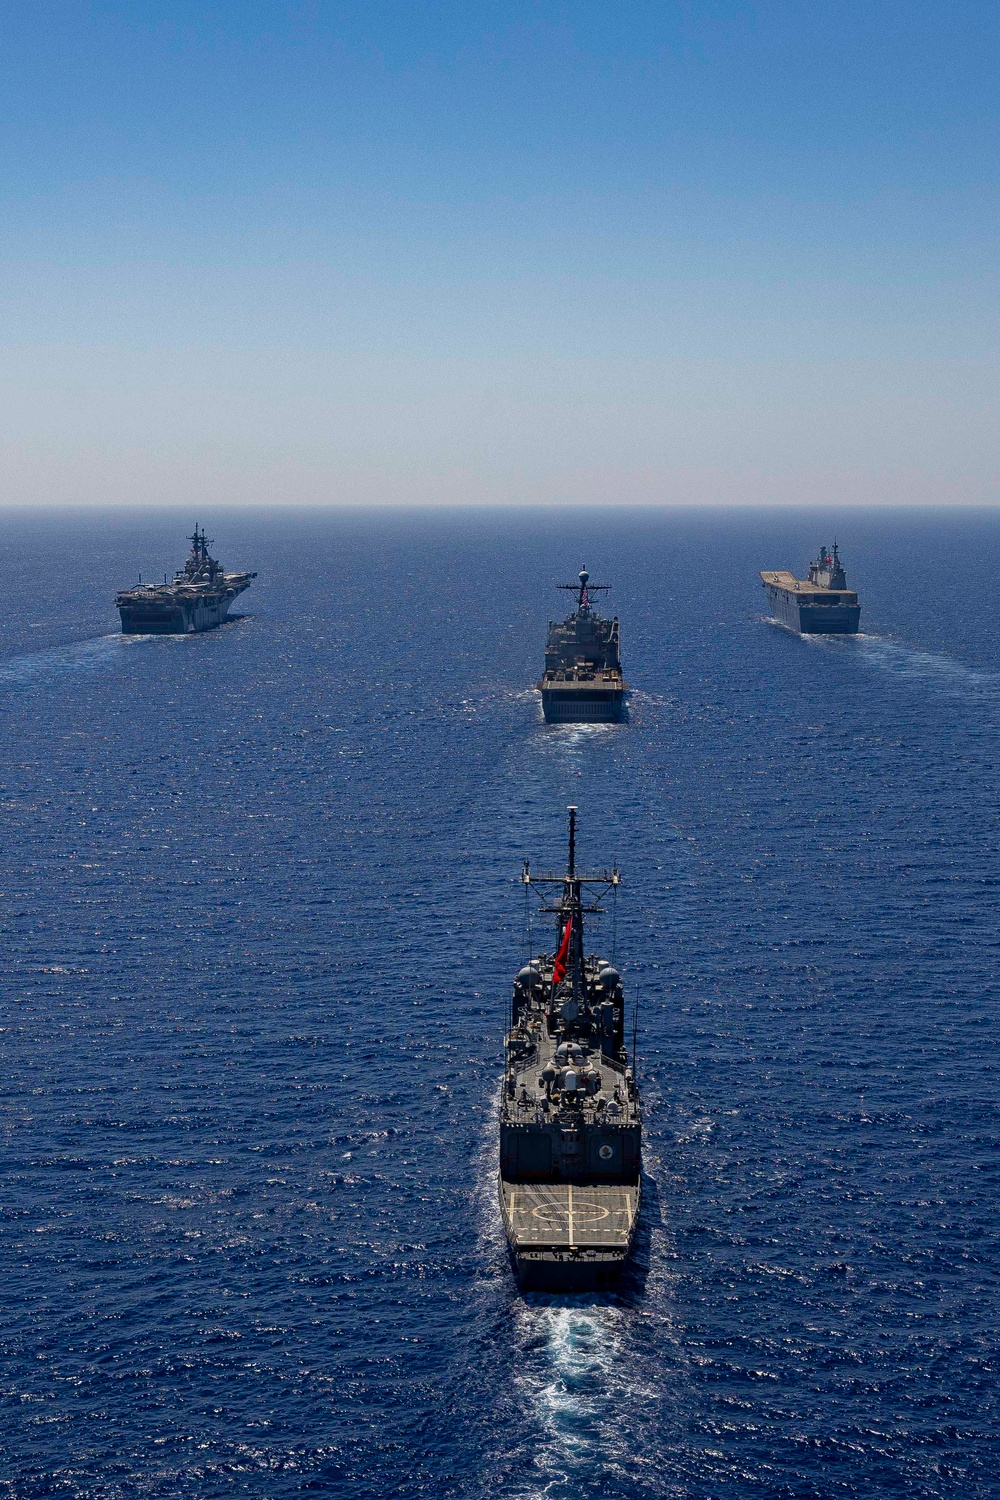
[499,808,641,1290]
[538,569,626,722]
[760,544,861,635]
[116,527,256,635]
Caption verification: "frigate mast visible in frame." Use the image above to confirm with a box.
[521,806,620,1010]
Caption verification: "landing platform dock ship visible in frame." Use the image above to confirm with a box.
[499,807,641,1291]
[538,569,626,723]
[760,544,861,635]
[116,527,256,635]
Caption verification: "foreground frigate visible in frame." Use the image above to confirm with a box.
[116,526,256,634]
[760,544,861,635]
[537,569,626,722]
[499,808,641,1290]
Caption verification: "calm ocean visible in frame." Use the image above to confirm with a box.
[0,507,996,1499]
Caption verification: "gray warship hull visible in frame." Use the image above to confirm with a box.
[538,569,626,723]
[539,678,626,723]
[760,550,861,636]
[117,581,251,635]
[762,582,860,635]
[499,810,641,1292]
[117,527,255,635]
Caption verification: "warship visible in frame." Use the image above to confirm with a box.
[499,808,641,1290]
[760,544,861,635]
[538,569,626,723]
[116,527,256,635]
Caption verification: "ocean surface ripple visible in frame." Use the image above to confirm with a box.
[0,508,997,1498]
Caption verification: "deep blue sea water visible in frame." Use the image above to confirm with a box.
[0,506,997,1500]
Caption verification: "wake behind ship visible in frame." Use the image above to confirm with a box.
[760,544,860,635]
[117,527,256,635]
[499,808,641,1291]
[538,569,626,723]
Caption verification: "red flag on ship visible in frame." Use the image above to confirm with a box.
[552,918,572,985]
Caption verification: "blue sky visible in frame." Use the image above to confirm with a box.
[2,1,998,506]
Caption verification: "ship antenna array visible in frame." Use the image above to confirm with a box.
[632,981,639,1078]
[520,805,621,917]
[520,858,621,914]
[556,567,611,611]
[188,524,214,556]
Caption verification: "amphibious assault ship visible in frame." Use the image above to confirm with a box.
[538,569,626,723]
[499,808,641,1290]
[116,527,256,635]
[760,544,861,635]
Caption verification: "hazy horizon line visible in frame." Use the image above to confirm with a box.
[1,498,998,512]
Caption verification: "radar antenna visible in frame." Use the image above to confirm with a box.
[188,524,214,559]
[521,806,620,1002]
[556,567,611,611]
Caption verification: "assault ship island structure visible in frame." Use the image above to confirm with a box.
[499,808,641,1290]
[116,527,256,635]
[538,569,626,723]
[760,544,861,635]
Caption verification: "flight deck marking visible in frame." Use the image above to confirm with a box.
[527,1202,611,1225]
[568,1183,574,1249]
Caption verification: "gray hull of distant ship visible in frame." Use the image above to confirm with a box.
[117,591,239,633]
[118,585,250,635]
[540,687,626,723]
[763,586,861,635]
